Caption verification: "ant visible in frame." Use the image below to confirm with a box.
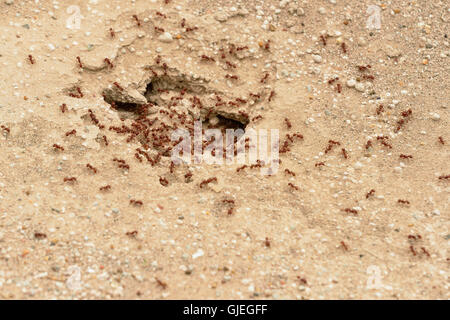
[376,105,384,115]
[335,83,342,93]
[438,136,445,145]
[288,183,299,191]
[109,28,115,38]
[184,172,193,183]
[199,177,217,188]
[154,26,165,32]
[132,15,141,27]
[357,65,371,72]
[284,118,292,129]
[324,140,340,154]
[397,199,410,205]
[126,230,138,237]
[68,87,83,98]
[76,56,83,68]
[408,234,422,241]
[104,58,114,68]
[399,154,413,159]
[156,11,167,18]
[264,237,271,247]
[236,165,247,172]
[180,18,186,27]
[65,129,76,136]
[341,148,348,159]
[34,232,47,239]
[113,82,123,91]
[52,144,64,151]
[341,42,347,53]
[284,169,295,176]
[421,247,430,257]
[63,177,77,183]
[409,245,417,256]
[225,74,238,80]
[159,177,169,187]
[86,164,98,174]
[156,278,167,289]
[28,55,35,64]
[130,199,143,206]
[365,140,373,150]
[263,40,270,50]
[340,241,349,251]
[328,77,339,85]
[438,175,450,180]
[260,73,269,83]
[60,103,68,113]
[1,125,10,135]
[268,90,275,102]
[185,26,198,32]
[297,277,308,285]
[99,185,111,191]
[102,135,109,146]
[342,208,358,215]
[315,162,325,167]
[201,55,215,62]
[252,115,263,122]
[320,34,327,46]
[366,189,375,199]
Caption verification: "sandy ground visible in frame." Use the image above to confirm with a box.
[0,0,448,300]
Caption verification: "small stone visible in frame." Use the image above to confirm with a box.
[312,54,322,63]
[192,249,204,259]
[430,112,440,121]
[158,32,173,43]
[346,79,356,87]
[355,82,365,92]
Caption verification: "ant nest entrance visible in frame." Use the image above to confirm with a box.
[101,71,249,155]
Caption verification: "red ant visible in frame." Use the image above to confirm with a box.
[99,185,111,191]
[264,237,271,247]
[109,28,115,38]
[438,136,445,145]
[199,177,217,188]
[201,55,215,62]
[65,129,76,136]
[268,90,275,102]
[159,177,169,187]
[156,278,167,289]
[365,140,373,150]
[315,162,325,168]
[342,208,358,215]
[260,73,269,83]
[76,56,83,68]
[154,26,165,32]
[28,55,35,64]
[341,148,348,159]
[180,18,186,28]
[376,105,384,115]
[185,27,198,32]
[408,234,422,241]
[132,15,141,27]
[104,58,114,68]
[63,177,77,183]
[53,144,64,151]
[225,74,238,80]
[68,87,83,98]
[297,277,308,285]
[252,115,263,122]
[184,172,193,183]
[438,175,450,180]
[357,65,371,72]
[336,83,342,93]
[102,135,109,146]
[421,247,430,257]
[113,82,123,91]
[130,199,143,206]
[34,232,47,239]
[397,199,410,205]
[1,125,10,135]
[60,104,68,113]
[399,154,413,159]
[324,140,340,154]
[236,165,247,172]
[225,61,236,68]
[285,169,295,176]
[340,241,349,251]
[341,42,347,53]
[263,40,270,50]
[126,230,138,237]
[86,164,98,174]
[366,189,375,199]
[320,35,327,46]
[328,77,339,85]
[156,11,167,18]
[284,118,292,129]
[410,245,417,256]
[288,183,299,191]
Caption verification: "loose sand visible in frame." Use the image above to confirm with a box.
[0,0,448,299]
